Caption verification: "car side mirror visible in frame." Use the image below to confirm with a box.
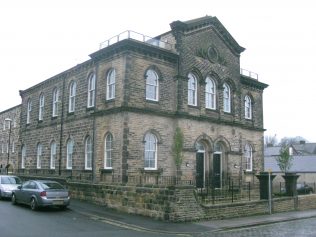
[17,185,22,189]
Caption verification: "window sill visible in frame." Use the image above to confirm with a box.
[244,170,255,174]
[145,99,159,104]
[188,104,199,109]
[86,107,95,113]
[105,98,115,103]
[100,168,113,173]
[140,168,163,174]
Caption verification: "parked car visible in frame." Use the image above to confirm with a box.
[12,180,70,210]
[296,183,313,195]
[0,175,22,199]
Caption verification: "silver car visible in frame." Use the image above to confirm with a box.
[12,180,70,210]
[0,175,22,199]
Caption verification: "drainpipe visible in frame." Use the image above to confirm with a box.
[59,76,66,176]
[92,62,99,183]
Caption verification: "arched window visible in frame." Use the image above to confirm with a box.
[37,143,42,169]
[104,133,113,169]
[85,136,92,170]
[144,133,157,170]
[205,77,216,109]
[21,145,26,169]
[245,95,252,119]
[27,99,32,124]
[223,83,231,113]
[245,143,253,171]
[69,81,77,113]
[106,69,116,100]
[50,141,56,169]
[214,142,223,153]
[66,139,74,170]
[188,73,197,106]
[145,69,159,101]
[39,93,45,121]
[52,88,59,117]
[87,73,96,108]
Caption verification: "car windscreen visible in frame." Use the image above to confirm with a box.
[40,182,65,190]
[1,176,22,184]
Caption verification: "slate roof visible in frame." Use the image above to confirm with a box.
[292,143,316,155]
[264,156,316,172]
[264,146,282,156]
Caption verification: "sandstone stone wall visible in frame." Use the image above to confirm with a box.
[0,105,21,171]
[67,182,316,222]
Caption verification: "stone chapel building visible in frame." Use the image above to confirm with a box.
[16,15,268,188]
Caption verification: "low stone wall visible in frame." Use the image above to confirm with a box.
[298,195,316,210]
[67,181,316,222]
[68,182,176,220]
[17,175,316,222]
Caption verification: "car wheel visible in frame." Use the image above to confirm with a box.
[30,198,38,211]
[0,191,2,200]
[59,205,67,210]
[12,194,17,205]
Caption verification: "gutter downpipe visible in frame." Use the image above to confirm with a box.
[59,76,66,176]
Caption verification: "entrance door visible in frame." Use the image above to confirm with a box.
[213,153,221,188]
[196,153,204,188]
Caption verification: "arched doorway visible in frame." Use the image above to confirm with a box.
[213,142,223,188]
[195,142,205,188]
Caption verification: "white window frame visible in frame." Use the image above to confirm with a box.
[50,141,56,169]
[145,69,159,101]
[106,69,116,100]
[66,139,74,170]
[144,133,157,170]
[39,93,45,121]
[104,133,113,169]
[27,99,32,124]
[12,141,15,153]
[21,145,26,169]
[37,143,42,169]
[85,136,92,170]
[188,73,197,106]
[245,143,253,172]
[245,95,252,119]
[87,73,96,108]
[205,77,216,109]
[69,81,77,113]
[52,88,59,117]
[223,83,231,113]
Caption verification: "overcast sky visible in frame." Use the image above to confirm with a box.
[1,0,315,142]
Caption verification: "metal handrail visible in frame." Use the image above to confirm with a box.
[240,68,259,80]
[99,30,173,51]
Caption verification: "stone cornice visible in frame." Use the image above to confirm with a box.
[89,39,179,64]
[240,76,268,90]
[19,59,95,96]
[93,106,266,132]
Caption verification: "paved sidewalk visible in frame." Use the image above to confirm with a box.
[70,199,316,234]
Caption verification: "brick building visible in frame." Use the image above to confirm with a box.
[15,16,268,188]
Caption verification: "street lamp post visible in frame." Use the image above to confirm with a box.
[5,118,12,174]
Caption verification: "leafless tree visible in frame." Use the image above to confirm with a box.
[279,136,307,147]
[264,134,278,147]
